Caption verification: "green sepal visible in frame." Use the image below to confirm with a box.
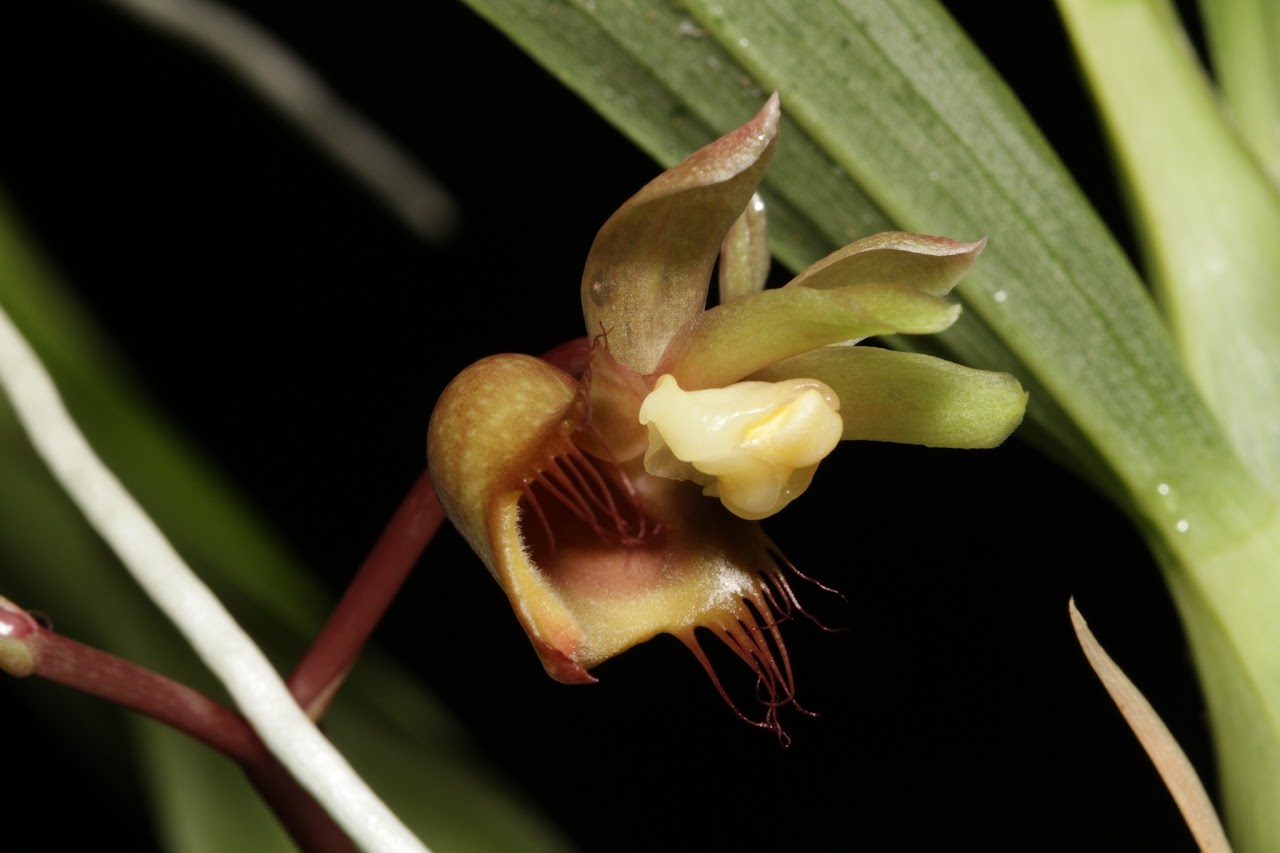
[754,346,1026,448]
[581,95,779,374]
[659,283,960,390]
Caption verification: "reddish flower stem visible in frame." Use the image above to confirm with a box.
[31,628,259,761]
[17,622,355,851]
[286,468,444,718]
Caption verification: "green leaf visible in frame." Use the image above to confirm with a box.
[1198,0,1280,183]
[1156,517,1280,853]
[1058,0,1280,493]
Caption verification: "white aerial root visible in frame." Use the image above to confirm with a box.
[0,306,428,853]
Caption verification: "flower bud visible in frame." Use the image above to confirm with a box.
[0,596,39,677]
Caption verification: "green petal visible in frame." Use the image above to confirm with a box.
[718,193,771,303]
[581,95,779,374]
[786,231,985,296]
[659,283,960,390]
[753,346,1027,448]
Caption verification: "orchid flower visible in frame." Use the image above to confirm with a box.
[427,95,1027,734]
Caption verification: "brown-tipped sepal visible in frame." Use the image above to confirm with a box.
[427,354,596,682]
[581,95,780,375]
[786,232,986,296]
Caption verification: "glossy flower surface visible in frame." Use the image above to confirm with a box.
[427,95,1026,732]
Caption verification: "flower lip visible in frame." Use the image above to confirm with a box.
[638,373,844,519]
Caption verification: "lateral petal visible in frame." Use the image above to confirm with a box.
[659,282,961,390]
[787,232,985,296]
[753,346,1027,448]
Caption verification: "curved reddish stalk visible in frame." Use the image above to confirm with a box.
[287,468,444,718]
[31,629,259,762]
[4,614,355,852]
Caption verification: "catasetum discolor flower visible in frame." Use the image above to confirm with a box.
[428,95,1027,735]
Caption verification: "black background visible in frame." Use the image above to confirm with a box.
[1,2,1211,850]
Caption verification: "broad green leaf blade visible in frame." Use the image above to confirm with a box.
[463,0,1266,543]
[1198,0,1280,184]
[1058,0,1280,493]
[1156,518,1280,853]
